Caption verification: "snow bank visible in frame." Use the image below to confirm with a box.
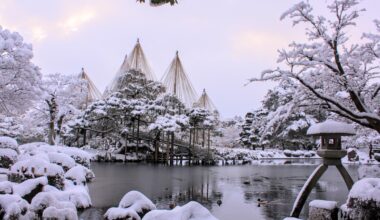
[309,200,337,210]
[307,120,355,135]
[142,201,218,220]
[214,147,317,161]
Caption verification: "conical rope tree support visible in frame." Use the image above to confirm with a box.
[161,51,198,108]
[290,120,355,218]
[103,38,156,97]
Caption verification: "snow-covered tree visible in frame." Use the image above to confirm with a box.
[0,26,42,115]
[252,0,380,134]
[138,0,177,6]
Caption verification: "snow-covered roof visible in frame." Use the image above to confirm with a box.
[307,120,355,136]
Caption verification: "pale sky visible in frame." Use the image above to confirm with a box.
[1,0,379,118]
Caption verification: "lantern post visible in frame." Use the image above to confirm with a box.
[290,120,355,218]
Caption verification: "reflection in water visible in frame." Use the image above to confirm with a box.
[85,161,371,220]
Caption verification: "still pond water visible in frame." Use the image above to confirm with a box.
[82,160,363,220]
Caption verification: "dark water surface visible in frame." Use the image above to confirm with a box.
[83,160,361,220]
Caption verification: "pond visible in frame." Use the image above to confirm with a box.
[82,160,366,220]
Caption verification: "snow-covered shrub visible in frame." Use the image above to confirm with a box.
[119,191,156,213]
[13,177,48,202]
[104,207,141,220]
[0,148,18,168]
[9,157,65,189]
[0,136,19,168]
[48,152,76,171]
[0,136,19,151]
[341,178,380,220]
[142,201,217,220]
[283,150,292,157]
[59,147,92,168]
[42,206,78,220]
[105,191,156,220]
[347,148,359,162]
[0,194,30,219]
[64,165,95,186]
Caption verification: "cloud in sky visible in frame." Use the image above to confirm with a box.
[1,0,380,118]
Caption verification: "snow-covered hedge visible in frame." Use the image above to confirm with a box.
[0,136,19,168]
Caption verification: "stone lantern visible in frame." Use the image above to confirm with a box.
[290,120,356,218]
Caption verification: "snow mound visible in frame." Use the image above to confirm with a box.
[104,207,141,220]
[64,165,95,185]
[0,194,29,219]
[307,120,355,135]
[142,201,218,220]
[42,206,78,220]
[0,136,18,151]
[347,178,380,204]
[309,200,337,210]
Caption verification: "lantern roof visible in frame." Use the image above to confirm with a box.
[307,120,355,136]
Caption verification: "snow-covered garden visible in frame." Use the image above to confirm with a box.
[1,0,380,219]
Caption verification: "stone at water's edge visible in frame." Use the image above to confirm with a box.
[308,200,338,220]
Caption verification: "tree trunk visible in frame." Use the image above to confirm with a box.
[170,132,174,166]
[136,116,140,156]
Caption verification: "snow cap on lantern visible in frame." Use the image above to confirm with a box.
[307,120,355,159]
[307,120,355,136]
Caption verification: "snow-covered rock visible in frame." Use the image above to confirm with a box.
[142,201,218,220]
[307,120,355,135]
